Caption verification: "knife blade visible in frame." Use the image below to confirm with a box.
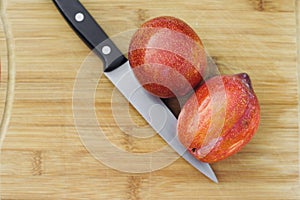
[53,0,218,183]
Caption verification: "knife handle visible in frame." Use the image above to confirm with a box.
[53,0,127,72]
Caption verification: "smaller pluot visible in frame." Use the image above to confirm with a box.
[128,16,207,98]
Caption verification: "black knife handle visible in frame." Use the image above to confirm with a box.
[53,0,127,72]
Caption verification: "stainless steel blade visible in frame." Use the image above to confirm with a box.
[104,61,218,183]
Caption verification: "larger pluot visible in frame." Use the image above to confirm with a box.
[177,73,260,163]
[128,16,206,98]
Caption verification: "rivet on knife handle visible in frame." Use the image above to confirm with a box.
[53,0,127,72]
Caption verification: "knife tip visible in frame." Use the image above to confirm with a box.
[210,174,219,183]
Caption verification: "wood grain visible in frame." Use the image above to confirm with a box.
[0,0,299,199]
[0,17,7,121]
[0,7,8,144]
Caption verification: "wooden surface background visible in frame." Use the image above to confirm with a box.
[0,0,300,199]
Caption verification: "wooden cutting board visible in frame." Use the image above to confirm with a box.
[0,0,299,199]
[0,14,8,142]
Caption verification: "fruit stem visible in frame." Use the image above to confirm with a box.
[237,73,253,91]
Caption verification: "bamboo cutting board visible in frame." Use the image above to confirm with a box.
[0,15,8,141]
[0,0,299,199]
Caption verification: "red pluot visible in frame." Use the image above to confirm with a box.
[128,16,206,98]
[177,73,260,163]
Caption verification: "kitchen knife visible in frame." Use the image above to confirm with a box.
[53,0,218,183]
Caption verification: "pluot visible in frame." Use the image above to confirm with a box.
[177,73,260,163]
[128,16,206,98]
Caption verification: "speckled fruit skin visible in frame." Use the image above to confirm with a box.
[128,16,206,98]
[177,73,260,163]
